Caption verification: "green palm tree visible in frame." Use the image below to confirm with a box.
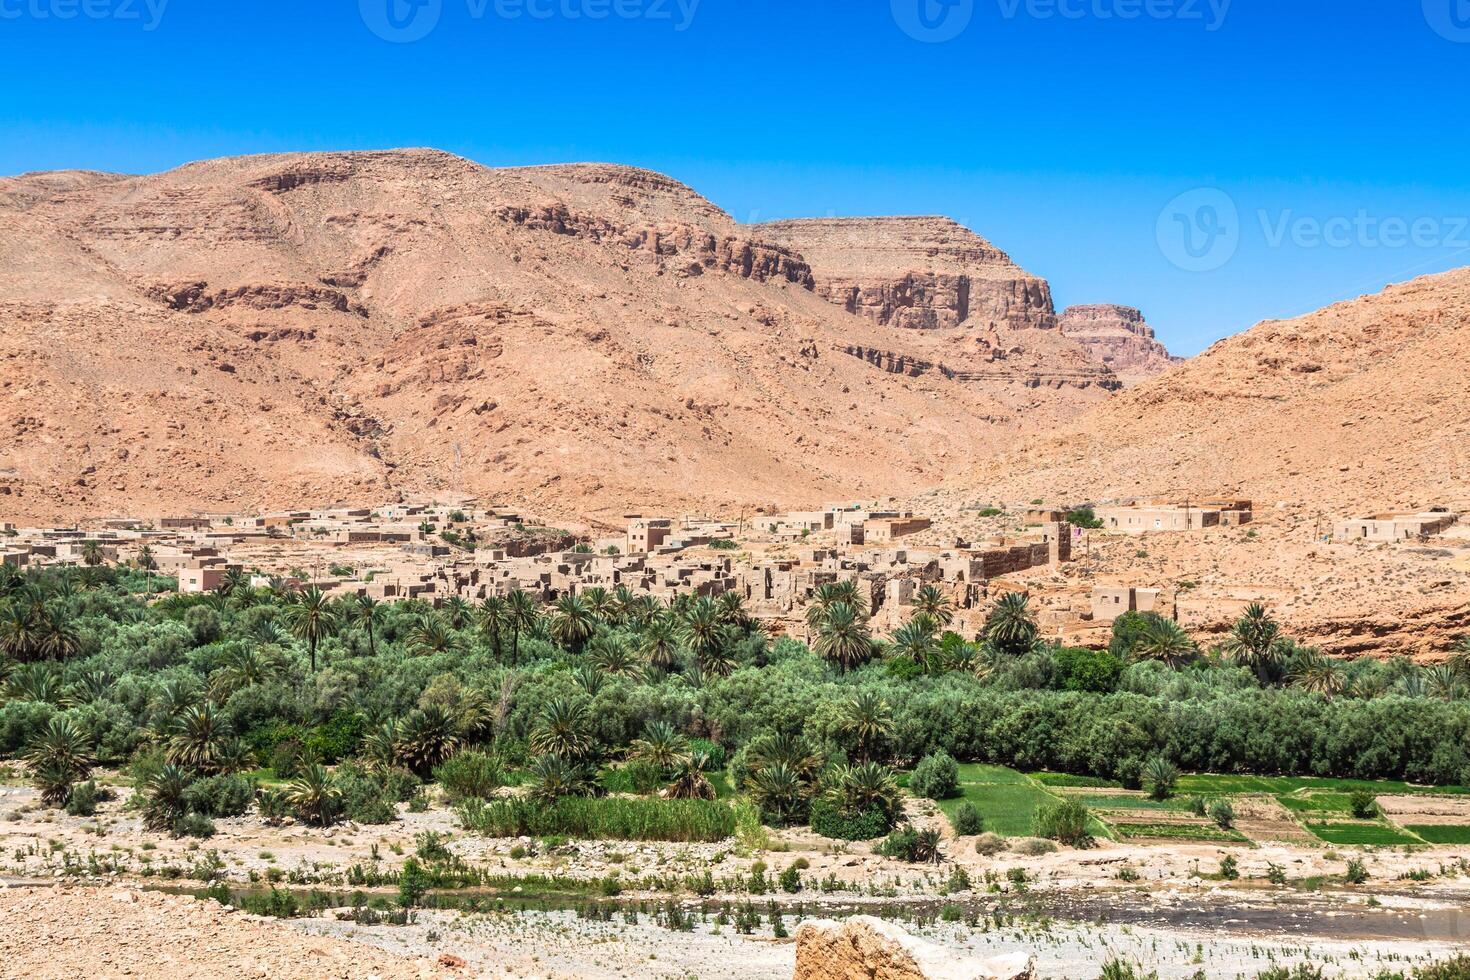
[814,601,872,673]
[285,764,342,827]
[0,604,40,662]
[1131,617,1196,668]
[80,541,105,567]
[140,764,191,830]
[442,596,473,630]
[477,595,507,660]
[680,596,733,678]
[587,633,642,678]
[506,589,539,666]
[889,615,938,669]
[37,608,81,662]
[638,614,681,674]
[747,762,807,825]
[351,594,382,657]
[984,592,1037,658]
[135,545,157,596]
[1290,651,1346,698]
[745,733,825,785]
[22,716,94,806]
[283,586,339,673]
[666,748,717,801]
[825,761,902,824]
[549,594,598,653]
[166,702,228,773]
[409,614,461,656]
[580,586,615,623]
[211,645,279,697]
[393,705,464,775]
[530,697,595,760]
[838,690,893,763]
[1222,603,1284,686]
[913,584,954,625]
[715,591,751,631]
[628,720,689,773]
[525,754,592,804]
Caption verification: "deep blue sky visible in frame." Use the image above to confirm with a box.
[3,0,1467,354]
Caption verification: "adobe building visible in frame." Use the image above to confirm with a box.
[626,518,672,554]
[1094,499,1252,533]
[1333,511,1458,542]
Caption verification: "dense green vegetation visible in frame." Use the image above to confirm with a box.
[3,562,1469,845]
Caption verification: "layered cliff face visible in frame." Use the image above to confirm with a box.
[756,217,1120,396]
[1058,304,1183,386]
[756,216,1057,332]
[0,149,1124,525]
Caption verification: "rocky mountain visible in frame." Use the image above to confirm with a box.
[1058,304,1183,386]
[757,217,1120,394]
[952,266,1470,512]
[0,149,1124,525]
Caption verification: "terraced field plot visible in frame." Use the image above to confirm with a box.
[1305,821,1422,846]
[1112,821,1249,844]
[1176,775,1470,796]
[1404,825,1470,845]
[936,765,1064,837]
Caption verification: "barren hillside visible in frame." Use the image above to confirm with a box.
[948,267,1470,513]
[0,149,1122,525]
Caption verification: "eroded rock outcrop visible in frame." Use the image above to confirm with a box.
[758,216,1057,332]
[793,916,1034,980]
[1058,304,1182,386]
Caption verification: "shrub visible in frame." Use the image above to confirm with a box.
[1054,645,1123,693]
[778,864,802,893]
[64,780,113,817]
[953,801,983,836]
[1350,790,1379,819]
[1413,957,1470,980]
[975,832,1008,856]
[808,798,892,841]
[1209,800,1235,829]
[183,774,255,818]
[1011,837,1058,856]
[1345,857,1370,884]
[1188,795,1208,817]
[909,751,960,800]
[458,796,735,842]
[1099,960,1158,980]
[173,812,216,838]
[1219,854,1239,879]
[433,751,504,801]
[1033,799,1093,847]
[876,826,941,863]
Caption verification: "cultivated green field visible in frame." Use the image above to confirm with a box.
[1305,821,1422,846]
[936,764,1062,837]
[1112,821,1249,844]
[1405,825,1470,845]
[1176,774,1470,796]
[1275,792,1357,816]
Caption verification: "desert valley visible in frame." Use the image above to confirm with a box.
[1,149,1469,980]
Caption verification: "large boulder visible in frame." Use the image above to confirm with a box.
[793,915,1033,980]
